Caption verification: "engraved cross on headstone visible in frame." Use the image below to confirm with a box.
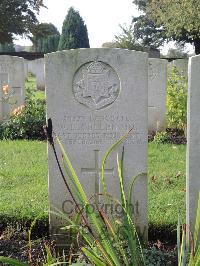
[81,150,114,195]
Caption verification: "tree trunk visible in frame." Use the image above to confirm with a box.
[194,39,200,55]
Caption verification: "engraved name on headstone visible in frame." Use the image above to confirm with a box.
[46,49,148,243]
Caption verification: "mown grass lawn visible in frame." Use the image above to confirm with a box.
[26,75,45,100]
[148,142,186,235]
[0,140,48,223]
[0,140,186,234]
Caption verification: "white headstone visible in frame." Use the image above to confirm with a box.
[46,49,148,243]
[24,59,29,80]
[148,59,167,133]
[0,55,25,121]
[186,55,200,237]
[169,59,188,77]
[28,58,45,91]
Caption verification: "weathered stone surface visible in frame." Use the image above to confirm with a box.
[28,58,45,90]
[148,59,167,133]
[0,55,25,121]
[186,55,200,237]
[169,59,188,77]
[24,59,29,80]
[45,48,148,243]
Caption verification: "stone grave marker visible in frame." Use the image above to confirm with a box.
[0,55,25,121]
[186,55,200,237]
[24,59,29,80]
[45,48,148,243]
[28,58,45,90]
[148,58,167,133]
[169,59,188,77]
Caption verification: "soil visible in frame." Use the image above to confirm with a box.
[149,128,186,145]
[0,224,178,265]
[1,127,184,265]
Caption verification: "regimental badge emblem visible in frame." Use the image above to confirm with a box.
[73,60,120,110]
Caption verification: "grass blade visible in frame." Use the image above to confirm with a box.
[101,129,133,194]
[193,192,200,252]
[0,257,28,266]
[82,247,108,266]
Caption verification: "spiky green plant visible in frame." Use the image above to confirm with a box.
[177,192,200,266]
[0,120,146,265]
[49,124,146,265]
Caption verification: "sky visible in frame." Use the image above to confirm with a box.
[15,0,139,48]
[15,0,194,54]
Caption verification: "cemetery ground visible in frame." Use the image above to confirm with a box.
[0,76,185,263]
[0,141,185,263]
[0,140,186,231]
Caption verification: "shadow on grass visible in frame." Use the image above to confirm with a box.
[0,215,177,244]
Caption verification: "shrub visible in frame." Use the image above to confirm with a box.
[153,131,170,144]
[167,67,187,136]
[0,89,46,140]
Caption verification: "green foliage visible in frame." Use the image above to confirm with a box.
[0,0,44,43]
[58,7,90,50]
[36,34,60,53]
[30,23,60,53]
[143,247,175,265]
[115,24,147,51]
[0,257,28,266]
[133,0,147,11]
[52,132,146,265]
[133,0,200,54]
[165,48,188,59]
[0,140,48,222]
[101,42,120,48]
[132,0,166,49]
[0,42,15,52]
[177,192,200,266]
[167,67,187,134]
[0,141,186,234]
[0,88,46,140]
[148,143,186,231]
[147,0,200,54]
[132,15,165,49]
[153,132,170,144]
[31,23,59,40]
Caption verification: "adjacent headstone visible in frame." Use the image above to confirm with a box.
[186,55,200,237]
[45,48,148,244]
[28,58,45,90]
[24,59,29,80]
[148,59,167,133]
[169,59,188,77]
[0,55,25,121]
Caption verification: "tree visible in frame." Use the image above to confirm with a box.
[0,0,44,43]
[58,7,90,50]
[146,0,200,54]
[133,15,165,49]
[101,42,119,48]
[115,24,147,51]
[0,42,15,52]
[30,23,60,52]
[132,0,166,49]
[165,48,189,59]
